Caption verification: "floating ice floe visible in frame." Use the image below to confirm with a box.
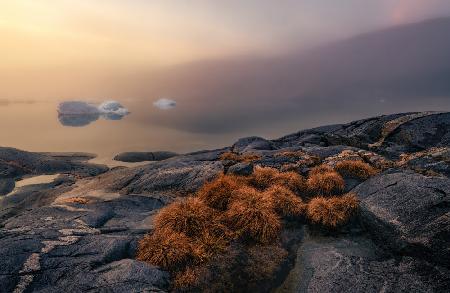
[153,98,176,110]
[57,100,130,127]
[98,101,130,116]
[57,101,99,115]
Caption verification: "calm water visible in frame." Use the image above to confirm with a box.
[0,99,302,165]
[2,97,446,166]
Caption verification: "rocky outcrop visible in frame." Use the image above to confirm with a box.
[278,229,449,293]
[114,151,178,163]
[0,148,108,179]
[0,112,449,292]
[0,195,169,292]
[353,170,450,268]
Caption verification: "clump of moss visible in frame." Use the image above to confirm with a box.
[197,174,245,211]
[220,152,261,163]
[264,185,305,218]
[154,197,216,238]
[249,166,307,194]
[306,171,345,196]
[136,229,195,271]
[224,186,281,244]
[306,193,358,228]
[334,160,378,180]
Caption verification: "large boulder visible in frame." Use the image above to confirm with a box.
[232,136,275,153]
[278,230,449,293]
[381,112,450,155]
[353,170,450,267]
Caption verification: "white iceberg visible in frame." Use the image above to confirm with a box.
[153,98,176,110]
[98,100,130,116]
[57,100,130,127]
[57,101,99,115]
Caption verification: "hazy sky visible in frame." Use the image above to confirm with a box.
[2,0,450,68]
[1,0,450,99]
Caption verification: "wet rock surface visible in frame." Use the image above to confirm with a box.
[1,112,449,292]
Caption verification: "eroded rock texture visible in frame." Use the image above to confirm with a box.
[1,112,449,292]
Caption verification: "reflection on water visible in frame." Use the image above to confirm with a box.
[58,112,127,127]
[58,113,100,127]
[0,99,300,165]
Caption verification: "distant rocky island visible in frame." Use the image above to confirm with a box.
[1,111,449,292]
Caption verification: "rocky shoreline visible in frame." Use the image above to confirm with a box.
[0,111,449,292]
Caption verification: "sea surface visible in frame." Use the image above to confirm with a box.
[0,99,302,166]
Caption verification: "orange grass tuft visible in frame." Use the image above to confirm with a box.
[249,166,307,193]
[61,197,90,204]
[220,152,261,163]
[136,229,195,270]
[173,266,206,290]
[334,160,378,180]
[309,164,334,176]
[154,197,217,237]
[306,171,345,195]
[306,193,358,227]
[264,185,306,218]
[197,174,246,211]
[224,186,281,243]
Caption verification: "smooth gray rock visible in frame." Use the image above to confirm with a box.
[383,113,450,154]
[0,178,15,195]
[228,162,254,176]
[232,136,275,153]
[0,195,169,293]
[0,147,108,179]
[277,230,449,293]
[114,151,178,162]
[353,170,450,268]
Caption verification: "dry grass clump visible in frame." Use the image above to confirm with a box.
[220,152,261,163]
[309,164,334,176]
[275,150,306,158]
[193,225,235,262]
[334,160,378,180]
[244,245,288,283]
[249,166,307,193]
[136,230,195,270]
[154,197,216,238]
[61,197,90,204]
[306,193,358,228]
[264,185,305,218]
[225,186,281,244]
[197,174,245,211]
[173,266,207,291]
[306,171,345,195]
[138,163,361,290]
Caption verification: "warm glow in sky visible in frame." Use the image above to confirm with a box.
[2,0,450,67]
[1,0,450,98]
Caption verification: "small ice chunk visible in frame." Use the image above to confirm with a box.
[97,100,130,115]
[57,101,99,115]
[153,98,176,110]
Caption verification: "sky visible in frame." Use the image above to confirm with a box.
[1,0,450,99]
[2,0,450,67]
